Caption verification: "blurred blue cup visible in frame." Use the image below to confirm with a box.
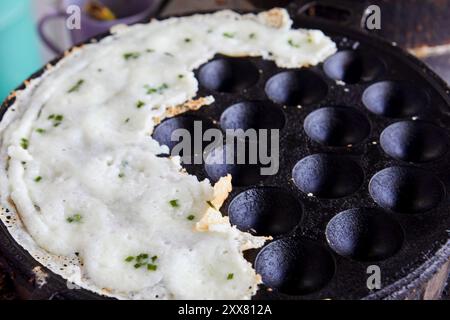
[0,0,42,102]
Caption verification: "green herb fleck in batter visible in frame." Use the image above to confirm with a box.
[123,52,140,60]
[147,264,157,271]
[223,32,236,38]
[68,79,84,93]
[288,38,300,48]
[126,253,158,271]
[145,83,169,95]
[20,138,29,150]
[67,214,82,223]
[169,199,180,208]
[48,114,64,127]
[136,100,145,109]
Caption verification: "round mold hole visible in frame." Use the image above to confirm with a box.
[152,114,215,161]
[255,237,335,295]
[325,208,404,261]
[228,187,302,237]
[197,58,259,93]
[323,50,384,84]
[292,154,364,198]
[380,121,448,163]
[265,70,328,106]
[204,143,266,186]
[369,166,445,214]
[362,81,429,118]
[304,106,371,146]
[220,101,285,131]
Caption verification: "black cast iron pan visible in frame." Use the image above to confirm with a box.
[1,1,450,300]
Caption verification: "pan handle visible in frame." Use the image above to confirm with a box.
[286,0,375,31]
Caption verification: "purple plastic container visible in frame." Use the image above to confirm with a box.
[38,0,162,54]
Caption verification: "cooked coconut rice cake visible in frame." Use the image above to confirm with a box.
[0,9,336,299]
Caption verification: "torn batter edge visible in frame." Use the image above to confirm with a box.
[196,175,269,288]
[110,8,291,37]
[196,175,271,250]
[152,96,215,126]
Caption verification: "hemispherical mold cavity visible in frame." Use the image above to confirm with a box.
[369,166,445,213]
[292,154,364,198]
[380,121,448,163]
[152,114,216,164]
[265,70,328,106]
[255,237,335,295]
[304,106,371,146]
[326,208,404,261]
[228,187,302,236]
[204,142,268,186]
[362,81,429,118]
[197,58,259,93]
[323,50,385,84]
[220,101,285,131]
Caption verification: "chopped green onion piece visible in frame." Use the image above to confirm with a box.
[34,176,42,183]
[20,138,29,150]
[187,215,195,221]
[67,214,82,223]
[147,264,157,271]
[169,199,180,208]
[125,253,158,271]
[68,79,84,93]
[123,52,140,60]
[137,253,149,260]
[184,38,192,43]
[288,39,300,48]
[48,114,64,127]
[118,173,125,178]
[36,128,46,134]
[223,32,236,38]
[227,273,234,280]
[145,83,169,95]
[136,100,145,109]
